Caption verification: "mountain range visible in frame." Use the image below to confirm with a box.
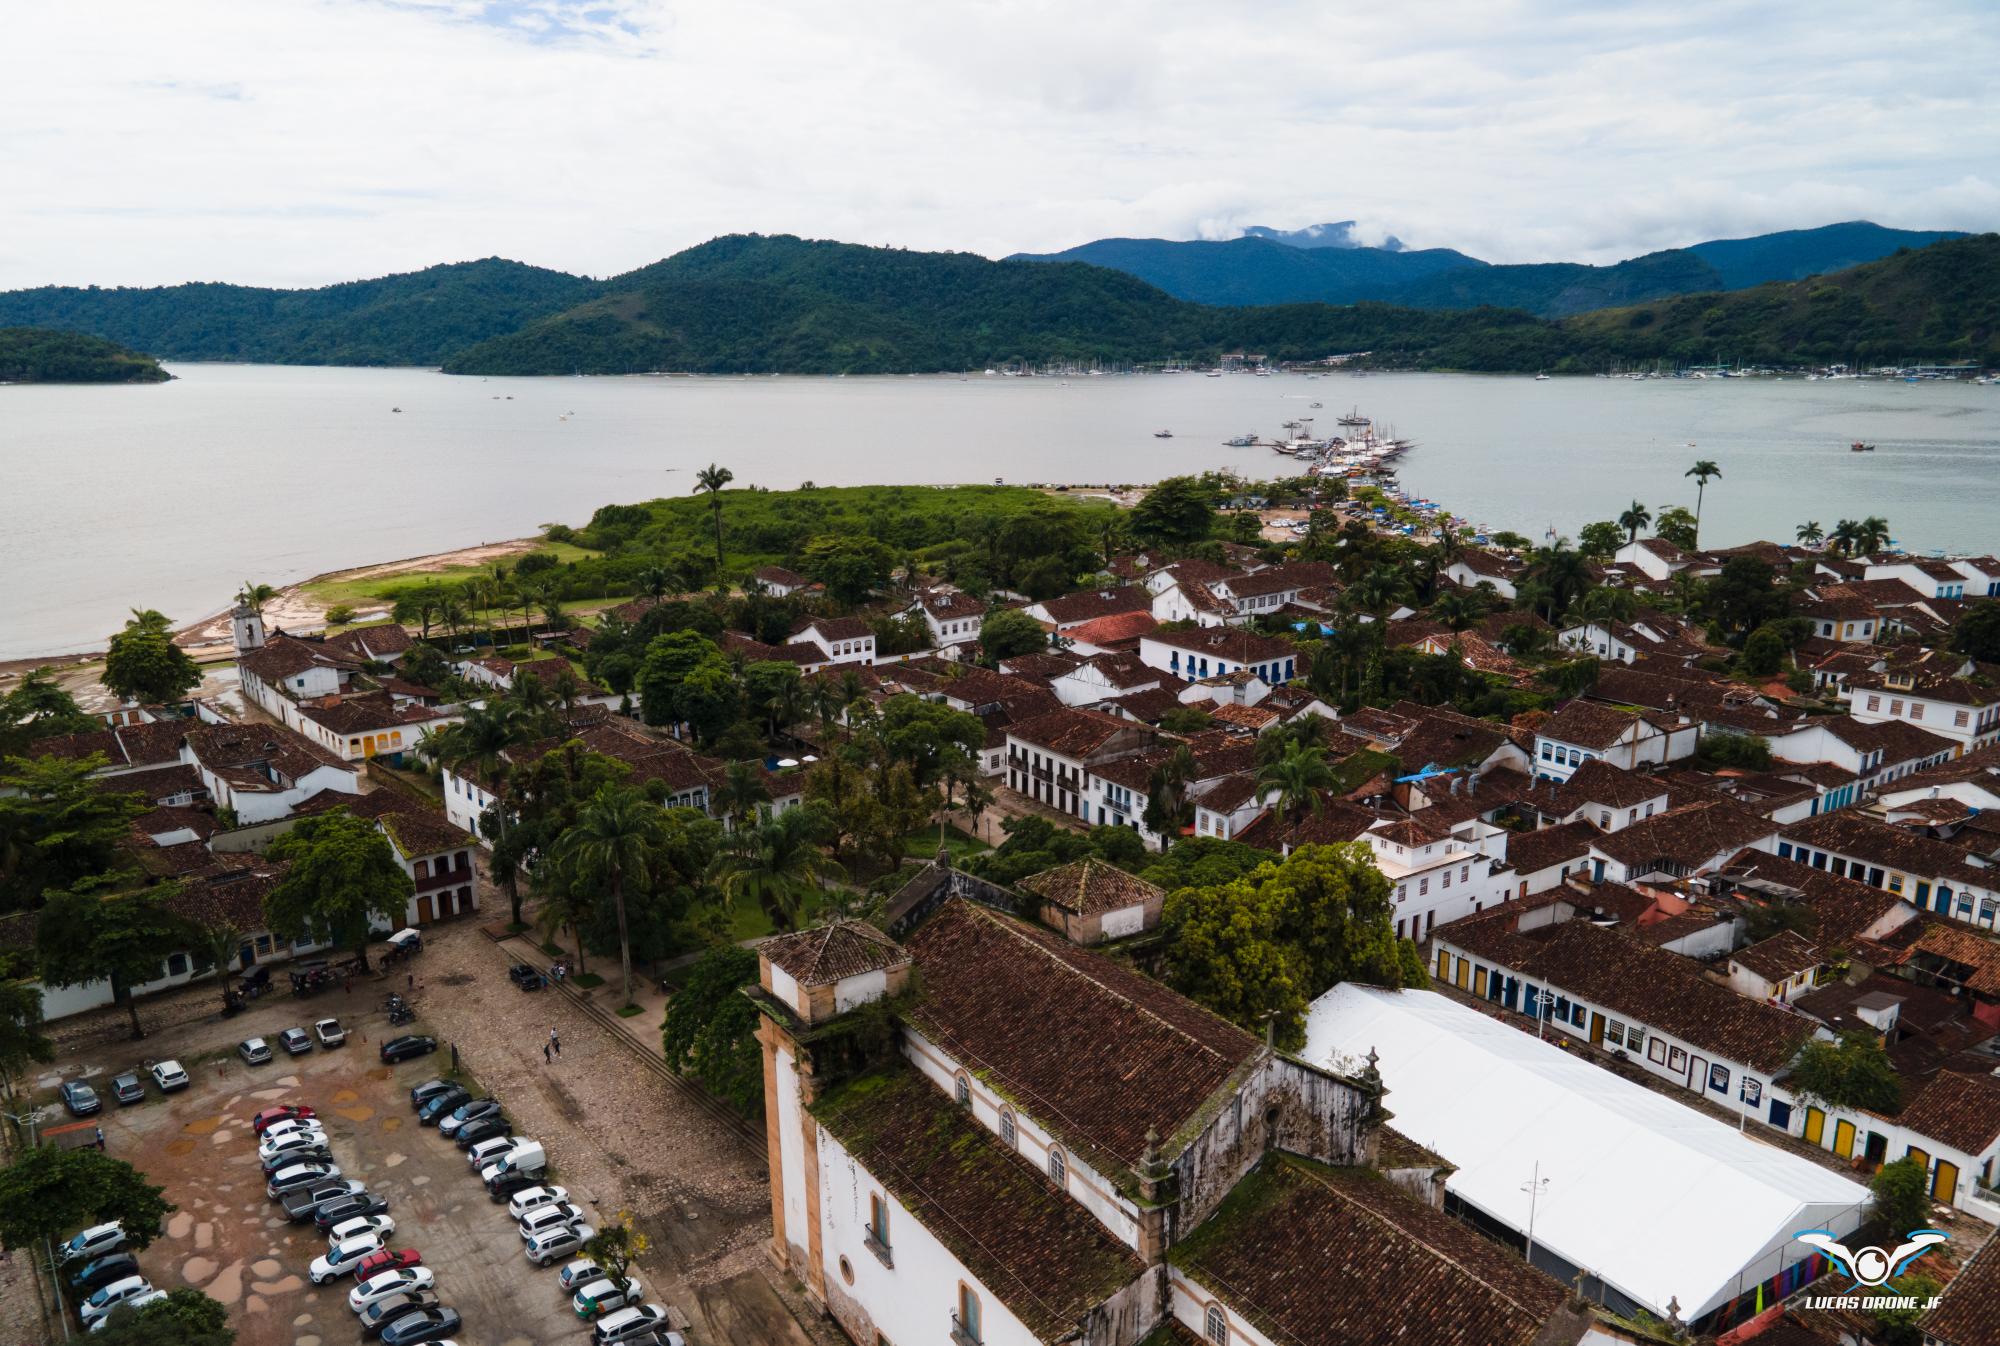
[1011,220,1967,316]
[0,226,1993,376]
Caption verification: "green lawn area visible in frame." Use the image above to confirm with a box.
[726,891,776,942]
[301,540,601,610]
[902,824,990,862]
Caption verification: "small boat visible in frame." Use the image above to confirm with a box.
[1224,434,1256,447]
[1850,441,1876,453]
[1309,401,1323,408]
[1534,372,1551,381]
[1154,429,1174,438]
[391,406,402,413]
[1205,370,1223,378]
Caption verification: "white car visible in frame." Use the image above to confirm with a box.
[327,1214,395,1244]
[348,1266,436,1313]
[79,1275,155,1325]
[267,1161,341,1200]
[558,1259,608,1294]
[149,1060,190,1092]
[573,1275,644,1320]
[506,1185,570,1221]
[310,1233,385,1285]
[260,1116,325,1141]
[591,1305,670,1345]
[315,1017,347,1047]
[466,1135,517,1169]
[259,1131,328,1164]
[88,1287,167,1332]
[525,1222,596,1266]
[518,1202,587,1240]
[60,1222,127,1264]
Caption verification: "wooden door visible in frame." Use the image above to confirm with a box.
[1689,1055,1708,1092]
[1456,958,1472,991]
[1436,949,1450,980]
[1833,1119,1857,1159]
[1803,1106,1825,1146]
[1474,968,1488,998]
[416,894,434,925]
[1590,1013,1606,1048]
[1933,1159,1959,1204]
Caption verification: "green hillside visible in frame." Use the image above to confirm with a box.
[0,327,169,383]
[0,258,600,366]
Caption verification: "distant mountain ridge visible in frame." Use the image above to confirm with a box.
[1013,220,1969,316]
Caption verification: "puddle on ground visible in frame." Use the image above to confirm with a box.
[246,1293,267,1312]
[335,1106,372,1122]
[195,1223,213,1250]
[366,1067,391,1081]
[292,1313,313,1327]
[184,1115,222,1135]
[383,1152,406,1168]
[296,1336,321,1346]
[167,1212,194,1239]
[379,1117,401,1132]
[255,1274,303,1296]
[212,1130,235,1146]
[164,1138,196,1156]
[181,1256,216,1283]
[410,1175,429,1187]
[250,1087,291,1101]
[275,1075,300,1087]
[209,1261,243,1305]
[331,1089,359,1104]
[253,1259,282,1278]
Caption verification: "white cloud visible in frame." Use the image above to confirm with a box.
[2,0,1996,288]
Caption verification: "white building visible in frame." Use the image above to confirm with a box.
[1532,701,1698,783]
[788,617,876,666]
[1841,668,2000,752]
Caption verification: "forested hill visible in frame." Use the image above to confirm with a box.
[0,328,169,383]
[0,259,600,367]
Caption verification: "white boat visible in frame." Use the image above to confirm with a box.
[1534,372,1551,381]
[1205,371,1223,378]
[1154,429,1174,438]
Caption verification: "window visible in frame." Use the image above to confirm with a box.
[1441,870,1451,889]
[1867,695,1881,711]
[1206,1305,1229,1345]
[1048,1147,1066,1185]
[1419,877,1429,896]
[865,1193,892,1267]
[1605,1019,1626,1046]
[999,1108,1015,1148]
[166,953,189,977]
[1648,1038,1668,1065]
[955,1286,983,1345]
[1708,1063,1731,1094]
[1669,1046,1687,1070]
[954,1072,970,1108]
[1626,1027,1645,1054]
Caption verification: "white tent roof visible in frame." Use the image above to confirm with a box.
[1305,984,1868,1322]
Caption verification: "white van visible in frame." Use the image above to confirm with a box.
[481,1139,546,1184]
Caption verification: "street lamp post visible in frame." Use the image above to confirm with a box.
[1522,1162,1551,1271]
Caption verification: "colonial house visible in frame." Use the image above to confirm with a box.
[1022,588,1151,631]
[1865,557,1971,600]
[1842,667,2000,752]
[1014,858,1164,945]
[754,565,818,598]
[236,632,363,721]
[1779,811,2000,930]
[1558,615,1713,664]
[1531,700,1699,783]
[1766,715,1957,794]
[1049,654,1177,709]
[292,691,456,764]
[1135,628,1297,687]
[180,721,361,824]
[1440,548,1525,600]
[1520,758,1671,832]
[908,589,988,648]
[1583,799,1779,884]
[1361,812,1518,944]
[1611,536,1693,582]
[1950,555,2000,598]
[442,718,716,838]
[789,617,877,667]
[324,623,415,665]
[1003,708,1153,823]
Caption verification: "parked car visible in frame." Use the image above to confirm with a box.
[282,1180,366,1222]
[263,1147,331,1176]
[278,1027,313,1056]
[108,1073,145,1106]
[252,1103,316,1134]
[507,1186,570,1220]
[60,1081,101,1116]
[259,1116,326,1142]
[237,1037,273,1065]
[487,1171,548,1203]
[479,1139,546,1184]
[309,1233,385,1284]
[349,1266,436,1313]
[464,1135,519,1171]
[379,1307,462,1346]
[408,1078,457,1110]
[149,1060,190,1092]
[435,1098,501,1138]
[509,963,546,991]
[359,1289,440,1339]
[313,1193,390,1233]
[524,1222,597,1266]
[87,1287,168,1332]
[574,1276,644,1320]
[418,1088,471,1126]
[557,1259,608,1295]
[590,1305,670,1345]
[268,1161,341,1200]
[68,1252,140,1295]
[379,1035,437,1064]
[518,1202,587,1241]
[315,1017,347,1047]
[259,1132,329,1166]
[328,1214,396,1245]
[60,1223,127,1265]
[79,1275,156,1326]
[352,1248,423,1283]
[453,1115,511,1150]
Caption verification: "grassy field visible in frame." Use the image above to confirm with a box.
[902,823,990,862]
[300,540,602,609]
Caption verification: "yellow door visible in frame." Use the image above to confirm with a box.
[1906,1147,1930,1176]
[1934,1160,1959,1204]
[1436,949,1450,980]
[1456,959,1472,990]
[1804,1107,1826,1146]
[1474,968,1488,997]
[362,735,376,757]
[1833,1119,1857,1158]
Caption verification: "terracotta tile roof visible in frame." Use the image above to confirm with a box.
[1589,800,1777,873]
[94,763,205,803]
[903,898,1259,1169]
[1233,798,1385,853]
[182,720,356,789]
[759,920,909,986]
[296,692,446,736]
[810,1066,1143,1341]
[1017,858,1164,917]
[35,719,188,769]
[1061,609,1159,648]
[1143,626,1297,663]
[793,615,873,643]
[1713,849,1909,949]
[1206,702,1279,732]
[1035,587,1151,626]
[134,805,217,840]
[1730,930,1822,982]
[1894,1068,2000,1156]
[915,589,989,621]
[753,565,810,588]
[1170,1159,1576,1346]
[1539,699,1646,750]
[996,651,1083,682]
[1900,923,2000,997]
[1005,706,1142,760]
[324,623,414,660]
[1527,759,1670,816]
[238,633,362,684]
[1782,811,1997,890]
[1924,1215,2000,1345]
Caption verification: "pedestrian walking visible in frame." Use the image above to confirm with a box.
[407,973,415,992]
[94,1126,105,1151]
[543,1042,551,1065]
[550,1028,561,1057]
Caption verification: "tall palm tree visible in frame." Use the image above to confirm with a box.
[1856,516,1892,556]
[1618,501,1652,545]
[637,565,677,602]
[1141,744,1199,839]
[694,464,735,571]
[552,785,669,1008]
[1795,521,1825,548]
[237,582,277,619]
[711,808,845,933]
[1255,741,1335,822]
[1432,591,1485,631]
[191,920,244,1010]
[438,596,471,647]
[714,760,772,830]
[1525,544,1593,622]
[1830,519,1862,558]
[1685,459,1721,546]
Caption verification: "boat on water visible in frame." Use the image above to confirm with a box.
[1851,441,1876,452]
[1224,434,1256,447]
[1309,401,1323,408]
[1534,372,1551,381]
[1154,429,1174,438]
[1337,407,1369,426]
[1205,370,1223,378]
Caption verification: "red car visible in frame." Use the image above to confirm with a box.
[250,1105,317,1135]
[353,1248,422,1282]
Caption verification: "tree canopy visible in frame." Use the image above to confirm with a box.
[1787,1029,1903,1113]
[264,810,415,973]
[36,880,199,1039]
[0,1146,174,1255]
[0,753,148,913]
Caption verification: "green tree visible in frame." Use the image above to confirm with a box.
[1788,1029,1902,1113]
[1869,1272,1941,1346]
[661,945,765,1113]
[1795,520,1824,547]
[1618,500,1653,546]
[0,979,54,1105]
[0,753,148,912]
[424,702,532,922]
[1685,459,1721,546]
[0,1145,174,1254]
[582,1212,651,1299]
[0,669,96,754]
[264,811,415,975]
[1741,626,1786,676]
[1655,505,1699,550]
[37,881,198,1039]
[1130,476,1219,547]
[1870,1155,1931,1236]
[102,609,200,707]
[1254,741,1334,823]
[92,1288,234,1345]
[742,660,804,741]
[694,462,735,569]
[875,696,986,785]
[1576,520,1624,559]
[978,608,1048,663]
[710,806,844,933]
[1856,515,1891,556]
[713,759,773,830]
[636,631,736,737]
[1951,601,2000,663]
[799,534,895,604]
[1706,555,1789,639]
[550,785,671,1009]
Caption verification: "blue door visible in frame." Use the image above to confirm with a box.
[1502,976,1519,1010]
[1769,1099,1792,1130]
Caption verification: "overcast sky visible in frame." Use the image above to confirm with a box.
[5,0,1998,289]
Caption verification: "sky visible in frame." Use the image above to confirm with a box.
[4,0,1999,289]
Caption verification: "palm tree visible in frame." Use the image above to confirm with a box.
[533,881,594,977]
[438,596,471,647]
[1795,521,1825,548]
[1432,523,1465,565]
[1525,544,1593,622]
[1829,519,1861,557]
[552,785,669,1008]
[1256,741,1335,822]
[1432,591,1485,631]
[539,591,566,636]
[711,808,845,933]
[694,464,735,571]
[1142,744,1199,839]
[191,920,244,1010]
[714,760,772,830]
[637,565,677,602]
[237,582,276,618]
[425,702,528,921]
[1618,501,1652,546]
[1685,459,1721,546]
[1578,585,1638,623]
[1856,516,1892,556]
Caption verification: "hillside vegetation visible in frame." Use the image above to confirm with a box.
[0,258,600,366]
[0,327,169,383]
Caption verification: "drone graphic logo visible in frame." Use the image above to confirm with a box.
[1794,1228,1949,1288]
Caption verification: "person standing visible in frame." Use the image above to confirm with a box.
[542,1042,551,1065]
[550,1028,561,1058]
[94,1126,105,1151]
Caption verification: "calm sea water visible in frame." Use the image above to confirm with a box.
[2,364,1997,660]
